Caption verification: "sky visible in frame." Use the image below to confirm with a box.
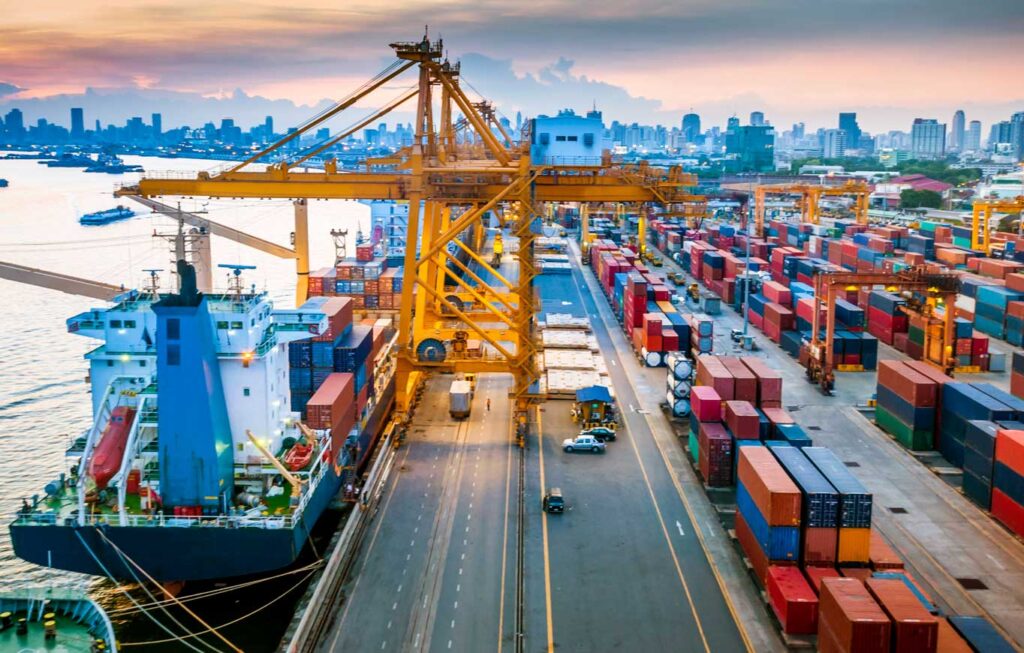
[1,0,1023,133]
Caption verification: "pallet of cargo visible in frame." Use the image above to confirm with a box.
[542,349,598,371]
[542,313,591,329]
[541,329,598,350]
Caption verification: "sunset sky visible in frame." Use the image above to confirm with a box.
[2,0,1023,132]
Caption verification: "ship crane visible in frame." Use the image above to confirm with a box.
[116,31,701,441]
[752,180,870,237]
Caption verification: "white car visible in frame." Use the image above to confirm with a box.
[562,435,607,453]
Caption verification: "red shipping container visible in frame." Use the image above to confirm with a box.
[992,488,1024,537]
[804,566,841,594]
[306,373,355,429]
[725,400,761,439]
[804,526,838,566]
[698,422,733,487]
[996,429,1024,474]
[763,280,793,307]
[866,578,938,653]
[1007,273,1024,293]
[747,308,764,330]
[742,358,783,406]
[971,334,988,356]
[869,531,904,571]
[819,578,892,653]
[696,355,735,400]
[877,360,937,407]
[1013,371,1024,400]
[720,357,758,402]
[690,386,723,422]
[735,511,787,587]
[737,447,802,526]
[767,565,819,635]
[936,620,973,653]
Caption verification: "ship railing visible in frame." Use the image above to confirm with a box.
[13,510,298,530]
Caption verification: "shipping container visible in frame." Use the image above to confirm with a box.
[818,578,892,653]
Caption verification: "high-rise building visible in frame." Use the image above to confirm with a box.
[727,116,740,131]
[681,113,701,143]
[726,125,775,172]
[750,111,765,127]
[950,110,965,152]
[910,119,946,159]
[264,116,274,139]
[792,122,805,139]
[3,109,25,142]
[70,108,84,140]
[822,129,847,158]
[152,113,162,137]
[838,113,861,151]
[967,120,982,152]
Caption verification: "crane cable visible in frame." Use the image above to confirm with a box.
[97,528,243,652]
[72,530,208,653]
[117,567,318,647]
[105,559,324,616]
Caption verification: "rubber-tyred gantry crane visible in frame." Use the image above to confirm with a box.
[971,195,1024,255]
[805,268,960,394]
[752,180,870,237]
[116,33,700,440]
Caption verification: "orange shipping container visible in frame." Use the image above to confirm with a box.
[737,447,802,526]
[866,578,939,652]
[818,579,892,653]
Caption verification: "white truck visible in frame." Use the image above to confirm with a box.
[449,380,472,419]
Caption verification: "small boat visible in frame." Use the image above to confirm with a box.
[80,206,136,226]
[0,179,8,188]
[0,587,116,651]
[283,439,315,471]
[88,406,136,489]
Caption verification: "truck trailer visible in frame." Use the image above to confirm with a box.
[449,380,472,419]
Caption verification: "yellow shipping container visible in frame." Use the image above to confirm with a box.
[837,527,871,564]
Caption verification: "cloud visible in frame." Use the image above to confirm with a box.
[0,82,24,98]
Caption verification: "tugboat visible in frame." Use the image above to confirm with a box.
[10,261,395,582]
[0,588,117,652]
[79,206,136,225]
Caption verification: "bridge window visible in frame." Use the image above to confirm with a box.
[567,135,578,142]
[125,320,136,328]
[217,321,229,330]
[167,344,180,366]
[167,318,180,340]
[111,320,122,328]
[584,133,594,146]
[231,321,243,330]
[539,133,550,145]
[556,135,567,142]
[243,388,251,397]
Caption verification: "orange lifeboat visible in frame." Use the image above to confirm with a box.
[89,406,136,490]
[283,440,314,471]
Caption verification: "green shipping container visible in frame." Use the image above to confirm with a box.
[688,427,699,464]
[908,325,926,346]
[876,404,934,451]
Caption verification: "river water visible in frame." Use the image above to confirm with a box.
[0,154,369,650]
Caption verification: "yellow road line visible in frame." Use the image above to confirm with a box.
[497,381,513,653]
[537,410,555,653]
[620,414,711,653]
[570,240,753,651]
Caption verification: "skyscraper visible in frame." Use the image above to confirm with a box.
[152,113,162,137]
[264,115,274,139]
[792,122,805,139]
[837,113,860,152]
[4,108,25,142]
[910,119,946,159]
[967,120,982,152]
[70,108,84,140]
[950,110,965,152]
[822,129,847,158]
[681,113,701,143]
[750,111,765,127]
[726,125,775,172]
[727,116,740,131]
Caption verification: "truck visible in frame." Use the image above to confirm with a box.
[449,380,472,419]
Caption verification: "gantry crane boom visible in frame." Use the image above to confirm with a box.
[753,180,870,236]
[115,32,699,441]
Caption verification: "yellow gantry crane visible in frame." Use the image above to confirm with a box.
[752,180,870,236]
[117,33,698,440]
[971,196,1024,255]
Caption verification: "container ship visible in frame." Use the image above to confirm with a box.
[10,259,395,582]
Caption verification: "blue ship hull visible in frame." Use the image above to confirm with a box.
[11,379,394,582]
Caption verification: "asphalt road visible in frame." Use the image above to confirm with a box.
[321,374,518,653]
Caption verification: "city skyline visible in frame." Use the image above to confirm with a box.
[1,1,1023,132]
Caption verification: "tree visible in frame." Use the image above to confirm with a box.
[900,189,942,209]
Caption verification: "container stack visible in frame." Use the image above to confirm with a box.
[803,447,872,566]
[864,578,939,652]
[974,285,1024,340]
[735,447,802,585]
[771,445,839,567]
[817,578,891,653]
[308,259,405,311]
[288,297,354,417]
[306,372,357,455]
[963,420,998,510]
[866,291,907,346]
[939,383,1017,468]
[992,428,1024,539]
[688,384,722,465]
[874,360,940,451]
